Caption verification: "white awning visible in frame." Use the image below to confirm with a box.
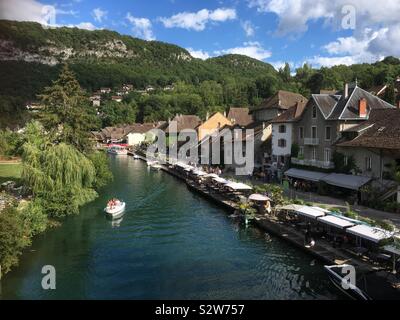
[321,173,371,191]
[346,225,393,243]
[249,194,271,201]
[193,170,207,176]
[225,182,253,191]
[278,204,305,211]
[317,215,355,229]
[295,206,327,219]
[311,206,331,213]
[213,177,229,184]
[285,168,328,182]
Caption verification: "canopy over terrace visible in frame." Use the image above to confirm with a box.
[249,194,271,201]
[346,225,393,243]
[225,182,253,191]
[317,215,355,230]
[285,168,328,182]
[213,177,229,184]
[321,174,372,191]
[294,206,327,219]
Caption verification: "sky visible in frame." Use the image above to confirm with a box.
[1,0,400,70]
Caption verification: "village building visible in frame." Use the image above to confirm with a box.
[197,112,232,141]
[335,108,400,203]
[251,90,307,122]
[100,87,112,94]
[291,83,395,171]
[111,96,123,103]
[270,100,307,166]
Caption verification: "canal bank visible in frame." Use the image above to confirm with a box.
[135,154,379,273]
[0,156,342,299]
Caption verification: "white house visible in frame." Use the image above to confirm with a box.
[125,123,158,146]
[270,101,307,165]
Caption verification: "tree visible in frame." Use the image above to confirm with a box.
[37,64,99,152]
[22,139,98,218]
[0,206,31,274]
[99,100,137,127]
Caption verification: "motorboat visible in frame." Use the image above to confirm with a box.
[324,265,371,300]
[133,154,140,159]
[104,199,126,219]
[326,264,400,300]
[147,160,162,170]
[107,145,128,155]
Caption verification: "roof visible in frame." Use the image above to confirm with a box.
[227,108,253,126]
[285,168,328,182]
[166,115,201,133]
[346,225,393,243]
[312,86,395,121]
[270,100,308,123]
[321,173,371,191]
[337,108,400,150]
[317,215,355,230]
[126,123,157,134]
[294,206,326,219]
[225,182,253,190]
[252,90,307,112]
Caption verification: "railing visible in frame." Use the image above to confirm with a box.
[304,138,319,145]
[291,157,334,169]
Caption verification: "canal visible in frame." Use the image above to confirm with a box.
[0,156,343,299]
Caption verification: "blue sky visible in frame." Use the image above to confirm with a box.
[2,0,400,70]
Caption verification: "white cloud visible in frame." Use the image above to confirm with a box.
[248,0,400,35]
[368,23,400,57]
[71,22,97,31]
[214,41,272,61]
[126,13,155,41]
[92,8,107,23]
[241,20,255,37]
[247,1,400,66]
[0,0,53,24]
[159,8,236,31]
[187,48,210,60]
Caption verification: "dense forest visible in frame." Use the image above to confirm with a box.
[1,20,400,127]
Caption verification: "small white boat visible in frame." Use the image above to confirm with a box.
[147,161,162,170]
[133,154,140,159]
[107,146,128,155]
[104,200,126,219]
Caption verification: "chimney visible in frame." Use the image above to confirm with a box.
[206,112,210,121]
[359,98,368,118]
[223,111,227,117]
[344,83,349,99]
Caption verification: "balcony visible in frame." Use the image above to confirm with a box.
[291,157,334,169]
[304,138,319,145]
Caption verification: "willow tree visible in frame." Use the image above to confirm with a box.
[22,140,97,218]
[37,64,100,153]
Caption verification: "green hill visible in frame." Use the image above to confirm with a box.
[0,20,399,128]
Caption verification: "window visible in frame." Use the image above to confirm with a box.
[279,125,286,133]
[366,157,372,171]
[312,105,317,119]
[299,127,304,139]
[325,126,331,141]
[324,148,331,164]
[312,148,317,161]
[278,139,287,148]
[311,126,317,139]
[299,146,304,157]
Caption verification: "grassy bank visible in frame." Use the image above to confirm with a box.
[0,163,22,184]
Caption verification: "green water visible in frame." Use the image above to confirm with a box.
[0,156,342,299]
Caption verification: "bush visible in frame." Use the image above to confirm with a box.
[0,206,31,274]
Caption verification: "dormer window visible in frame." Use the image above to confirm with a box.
[312,105,317,119]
